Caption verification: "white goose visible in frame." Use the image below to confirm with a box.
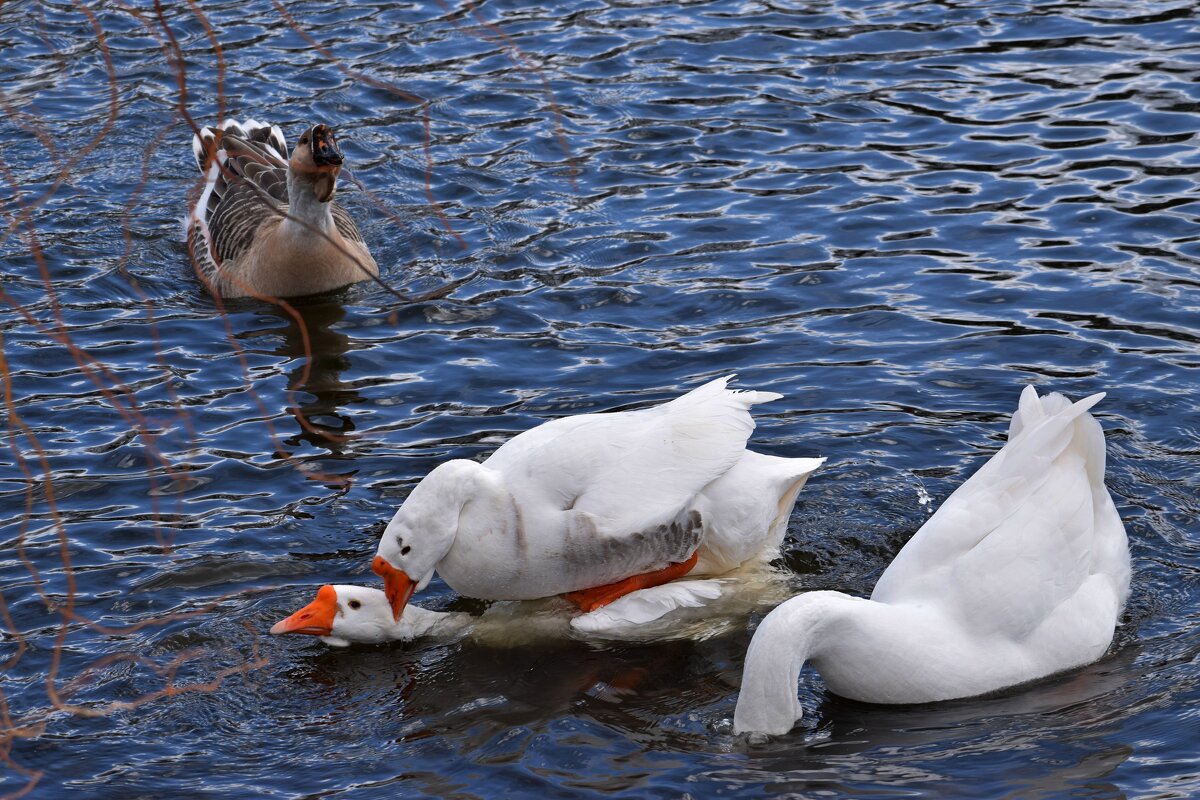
[370,376,824,622]
[734,387,1131,735]
[187,119,378,299]
[270,584,469,647]
[269,580,735,647]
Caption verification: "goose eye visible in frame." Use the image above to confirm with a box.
[401,545,411,556]
[348,599,361,610]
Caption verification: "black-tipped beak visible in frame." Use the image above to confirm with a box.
[311,125,344,167]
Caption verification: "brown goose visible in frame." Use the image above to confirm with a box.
[187,119,378,299]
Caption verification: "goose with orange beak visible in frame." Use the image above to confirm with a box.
[187,119,378,298]
[733,388,1130,735]
[271,580,748,647]
[371,375,824,623]
[270,584,470,647]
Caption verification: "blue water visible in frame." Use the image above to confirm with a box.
[1,0,1199,797]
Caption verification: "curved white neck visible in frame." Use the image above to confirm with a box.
[734,591,862,735]
[318,603,474,648]
[390,604,473,641]
[383,460,503,583]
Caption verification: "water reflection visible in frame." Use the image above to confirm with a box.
[256,300,364,455]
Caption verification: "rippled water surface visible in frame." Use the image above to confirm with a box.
[2,0,1199,797]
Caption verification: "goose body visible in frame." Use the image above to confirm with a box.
[734,387,1131,735]
[371,376,824,621]
[187,119,377,299]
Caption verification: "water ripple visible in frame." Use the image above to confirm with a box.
[0,0,1198,797]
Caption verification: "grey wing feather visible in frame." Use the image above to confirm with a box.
[194,132,288,269]
[332,204,367,245]
[207,182,272,267]
[565,507,704,584]
[241,122,288,162]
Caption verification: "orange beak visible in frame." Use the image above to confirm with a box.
[270,584,338,636]
[372,555,415,621]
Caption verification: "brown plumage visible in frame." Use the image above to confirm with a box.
[187,120,378,299]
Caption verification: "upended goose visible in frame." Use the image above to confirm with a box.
[734,387,1131,735]
[370,376,824,624]
[187,119,377,299]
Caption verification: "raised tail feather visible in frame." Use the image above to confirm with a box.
[871,386,1113,606]
[1009,385,1105,440]
[191,119,288,173]
[669,375,783,410]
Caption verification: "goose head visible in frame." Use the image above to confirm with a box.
[289,123,344,203]
[371,461,488,621]
[270,584,398,647]
[372,507,442,622]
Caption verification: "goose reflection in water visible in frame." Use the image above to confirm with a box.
[253,299,365,456]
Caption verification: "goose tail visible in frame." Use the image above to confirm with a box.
[190,118,287,173]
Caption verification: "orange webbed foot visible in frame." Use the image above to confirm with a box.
[564,551,699,613]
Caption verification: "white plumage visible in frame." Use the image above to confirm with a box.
[270,580,751,648]
[569,579,725,634]
[372,376,824,620]
[734,386,1131,735]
